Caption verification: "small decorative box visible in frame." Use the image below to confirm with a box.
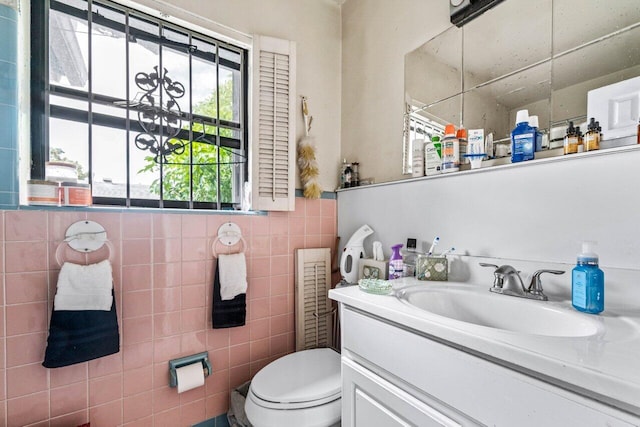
[416,255,448,281]
[358,258,389,281]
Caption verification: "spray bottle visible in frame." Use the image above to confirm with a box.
[389,244,404,279]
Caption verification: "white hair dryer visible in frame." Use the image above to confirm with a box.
[340,224,374,284]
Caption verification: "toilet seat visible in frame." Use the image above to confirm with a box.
[249,348,341,409]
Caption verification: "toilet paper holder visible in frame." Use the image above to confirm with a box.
[168,351,212,388]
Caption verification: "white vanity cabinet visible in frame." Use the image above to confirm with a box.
[342,358,464,427]
[340,306,638,427]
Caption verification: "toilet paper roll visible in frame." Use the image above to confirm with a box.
[176,362,205,393]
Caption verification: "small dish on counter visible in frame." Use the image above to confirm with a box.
[358,278,393,295]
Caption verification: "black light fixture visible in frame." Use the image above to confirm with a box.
[449,0,506,27]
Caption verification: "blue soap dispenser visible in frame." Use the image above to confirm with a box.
[572,241,604,314]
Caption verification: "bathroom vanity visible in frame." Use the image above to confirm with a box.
[329,277,640,427]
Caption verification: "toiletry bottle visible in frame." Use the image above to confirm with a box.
[389,244,404,280]
[485,132,494,159]
[585,118,600,151]
[466,129,485,169]
[529,115,542,152]
[411,139,425,177]
[576,124,584,153]
[343,163,352,188]
[564,121,578,155]
[340,159,347,188]
[572,241,604,314]
[511,110,535,163]
[425,135,442,176]
[457,128,468,165]
[402,238,418,277]
[441,124,460,173]
[352,162,360,187]
[597,121,603,146]
[434,135,442,159]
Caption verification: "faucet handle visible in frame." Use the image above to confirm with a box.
[480,263,505,289]
[528,269,565,299]
[479,262,499,270]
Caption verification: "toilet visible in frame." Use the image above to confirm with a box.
[245,347,341,427]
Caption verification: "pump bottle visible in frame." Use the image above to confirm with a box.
[576,124,584,153]
[564,121,578,154]
[585,118,600,151]
[572,241,604,314]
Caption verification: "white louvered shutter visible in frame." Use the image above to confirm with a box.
[251,35,296,211]
[295,248,334,351]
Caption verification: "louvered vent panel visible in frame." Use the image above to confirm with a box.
[252,36,296,211]
[295,248,333,351]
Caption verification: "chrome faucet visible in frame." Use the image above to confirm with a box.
[480,263,564,301]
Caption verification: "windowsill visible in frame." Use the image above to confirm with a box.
[16,204,267,216]
[14,190,337,213]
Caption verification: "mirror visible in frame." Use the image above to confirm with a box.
[464,61,552,142]
[551,25,640,125]
[404,26,462,108]
[404,0,640,174]
[462,0,552,90]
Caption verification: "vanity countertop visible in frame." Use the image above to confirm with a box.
[329,278,640,417]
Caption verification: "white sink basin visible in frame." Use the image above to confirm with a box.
[396,285,601,337]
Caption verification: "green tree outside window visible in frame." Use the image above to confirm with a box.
[139,78,238,202]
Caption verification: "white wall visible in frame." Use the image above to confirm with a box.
[337,148,640,271]
[130,0,343,191]
[341,0,450,184]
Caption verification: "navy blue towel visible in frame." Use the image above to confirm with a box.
[212,258,246,328]
[43,290,120,368]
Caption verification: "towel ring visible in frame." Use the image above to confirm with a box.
[55,220,114,267]
[212,222,246,258]
[55,239,115,267]
[211,235,246,258]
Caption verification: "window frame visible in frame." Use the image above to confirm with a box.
[30,0,250,210]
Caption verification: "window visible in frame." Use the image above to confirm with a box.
[31,0,249,209]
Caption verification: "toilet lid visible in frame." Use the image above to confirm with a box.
[251,348,341,405]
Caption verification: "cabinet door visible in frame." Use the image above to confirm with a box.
[342,358,464,427]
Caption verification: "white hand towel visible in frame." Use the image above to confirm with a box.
[218,252,248,301]
[54,260,113,311]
